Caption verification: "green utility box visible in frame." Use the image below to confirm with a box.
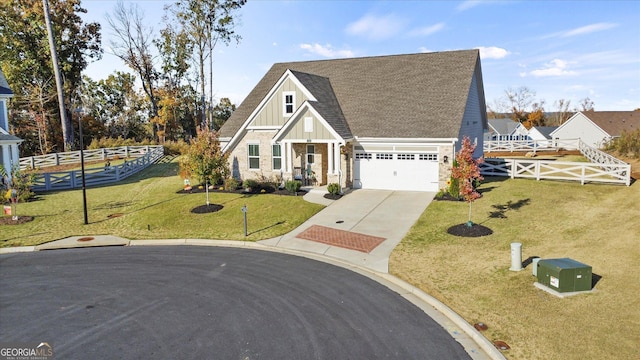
[537,258,592,293]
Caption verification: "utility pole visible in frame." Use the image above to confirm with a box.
[42,0,72,151]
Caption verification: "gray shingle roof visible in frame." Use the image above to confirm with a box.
[488,118,519,135]
[535,126,559,139]
[289,70,352,139]
[220,50,484,140]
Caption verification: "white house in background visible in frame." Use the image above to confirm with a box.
[484,118,521,141]
[0,68,22,181]
[512,123,559,147]
[219,50,487,192]
[551,111,639,149]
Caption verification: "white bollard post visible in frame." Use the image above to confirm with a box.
[509,242,523,271]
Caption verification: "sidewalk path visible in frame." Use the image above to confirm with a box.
[259,187,435,273]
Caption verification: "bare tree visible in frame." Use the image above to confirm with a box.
[171,0,245,130]
[504,86,536,123]
[576,97,595,112]
[550,98,572,125]
[107,2,159,120]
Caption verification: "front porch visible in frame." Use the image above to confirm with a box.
[279,140,350,188]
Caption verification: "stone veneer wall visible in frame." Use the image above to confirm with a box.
[438,144,455,191]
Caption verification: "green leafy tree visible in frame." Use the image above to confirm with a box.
[179,128,229,187]
[0,0,102,155]
[451,136,484,226]
[212,97,236,130]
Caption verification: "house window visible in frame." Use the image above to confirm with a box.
[304,117,313,133]
[272,144,282,170]
[248,144,260,169]
[283,91,295,115]
[306,144,315,165]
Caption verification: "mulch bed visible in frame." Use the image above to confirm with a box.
[177,186,307,197]
[0,216,34,225]
[323,193,342,200]
[434,193,464,201]
[190,204,224,214]
[447,223,493,237]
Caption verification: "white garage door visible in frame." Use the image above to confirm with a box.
[354,152,439,191]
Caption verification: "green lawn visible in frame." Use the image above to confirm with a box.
[1,158,324,246]
[390,177,640,360]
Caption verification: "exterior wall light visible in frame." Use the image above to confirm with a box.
[443,155,449,164]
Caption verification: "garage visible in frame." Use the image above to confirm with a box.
[354,151,440,192]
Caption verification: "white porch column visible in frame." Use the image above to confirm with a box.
[333,142,341,175]
[10,144,19,168]
[285,142,292,173]
[327,142,334,175]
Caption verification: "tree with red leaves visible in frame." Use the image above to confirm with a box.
[451,136,484,226]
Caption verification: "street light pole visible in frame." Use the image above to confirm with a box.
[76,108,88,225]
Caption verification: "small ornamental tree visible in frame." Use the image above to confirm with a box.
[179,128,229,203]
[451,136,484,226]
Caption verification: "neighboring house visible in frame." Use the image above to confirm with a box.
[551,111,639,149]
[484,118,521,141]
[219,50,487,192]
[0,68,22,182]
[512,123,558,147]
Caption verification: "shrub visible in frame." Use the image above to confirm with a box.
[242,179,259,192]
[1,166,35,203]
[285,180,302,194]
[163,139,189,155]
[604,129,640,159]
[327,183,341,195]
[225,178,239,191]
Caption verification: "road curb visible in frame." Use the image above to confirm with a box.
[0,238,504,359]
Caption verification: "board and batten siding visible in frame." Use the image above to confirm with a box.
[282,110,338,141]
[456,69,485,158]
[251,78,310,127]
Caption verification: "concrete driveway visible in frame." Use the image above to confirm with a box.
[260,189,435,272]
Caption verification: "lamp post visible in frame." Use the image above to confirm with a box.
[75,107,88,225]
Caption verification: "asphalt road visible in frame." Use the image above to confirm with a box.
[0,246,471,359]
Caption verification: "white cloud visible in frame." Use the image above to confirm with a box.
[457,0,482,11]
[345,14,406,40]
[457,0,501,11]
[562,22,618,37]
[527,59,578,77]
[299,43,355,58]
[476,46,510,59]
[418,47,433,53]
[408,23,445,37]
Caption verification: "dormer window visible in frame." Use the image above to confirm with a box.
[283,91,295,116]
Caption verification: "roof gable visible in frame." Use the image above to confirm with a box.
[220,50,484,140]
[488,118,519,135]
[273,101,344,142]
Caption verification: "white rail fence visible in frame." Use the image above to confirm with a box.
[21,146,165,192]
[483,138,581,153]
[481,139,631,186]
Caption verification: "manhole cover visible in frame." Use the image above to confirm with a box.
[493,340,510,351]
[77,237,95,242]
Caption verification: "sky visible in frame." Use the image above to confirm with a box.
[81,0,640,112]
